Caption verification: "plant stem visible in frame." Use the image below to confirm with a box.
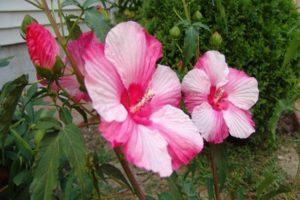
[114,147,146,200]
[209,146,221,200]
[40,0,85,90]
[181,0,191,23]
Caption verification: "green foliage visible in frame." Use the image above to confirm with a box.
[123,0,300,144]
[84,7,111,42]
[0,56,14,67]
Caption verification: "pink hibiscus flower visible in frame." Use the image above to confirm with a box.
[83,21,203,177]
[26,23,59,69]
[182,51,259,143]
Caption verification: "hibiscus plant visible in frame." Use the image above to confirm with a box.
[0,0,263,199]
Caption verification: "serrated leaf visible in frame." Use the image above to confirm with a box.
[100,163,132,190]
[59,123,91,198]
[183,26,198,64]
[84,7,111,42]
[0,56,14,67]
[59,107,73,124]
[30,133,60,200]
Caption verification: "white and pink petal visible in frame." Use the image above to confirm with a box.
[224,68,259,110]
[182,68,211,113]
[104,21,162,89]
[192,102,229,143]
[195,51,229,87]
[122,125,173,177]
[222,104,255,138]
[150,105,203,170]
[149,65,181,109]
[83,41,127,122]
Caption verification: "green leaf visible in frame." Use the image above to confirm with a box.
[65,15,82,40]
[183,26,198,64]
[84,7,111,42]
[205,177,214,200]
[83,0,99,9]
[10,127,33,156]
[283,31,300,67]
[62,0,81,8]
[167,174,183,200]
[0,56,14,67]
[13,170,30,186]
[59,124,91,198]
[100,163,132,190]
[193,22,210,31]
[59,107,73,124]
[0,75,28,142]
[35,117,62,130]
[256,172,276,195]
[158,192,173,200]
[30,132,60,200]
[237,187,244,200]
[260,184,292,200]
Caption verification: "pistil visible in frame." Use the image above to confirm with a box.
[130,89,154,113]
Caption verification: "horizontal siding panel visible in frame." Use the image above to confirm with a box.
[0,0,84,12]
[0,10,81,29]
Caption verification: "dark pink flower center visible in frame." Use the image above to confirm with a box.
[121,83,153,125]
[208,86,228,110]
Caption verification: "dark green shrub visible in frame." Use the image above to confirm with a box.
[118,0,300,145]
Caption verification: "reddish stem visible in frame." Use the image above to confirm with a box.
[114,147,146,200]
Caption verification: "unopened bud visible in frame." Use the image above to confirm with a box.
[210,32,223,48]
[169,26,180,38]
[193,11,203,21]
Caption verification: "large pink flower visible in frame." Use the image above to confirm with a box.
[83,21,203,177]
[26,23,59,69]
[182,51,259,143]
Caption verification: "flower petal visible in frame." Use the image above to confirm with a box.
[182,68,211,113]
[26,23,59,69]
[83,40,127,122]
[149,64,181,109]
[223,104,255,138]
[195,50,229,87]
[122,125,172,177]
[100,116,134,147]
[67,31,98,76]
[151,105,203,170]
[192,102,229,143]
[224,68,259,110]
[105,21,162,89]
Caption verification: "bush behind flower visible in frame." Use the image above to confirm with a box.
[118,0,300,145]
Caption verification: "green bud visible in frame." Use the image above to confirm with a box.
[210,32,223,48]
[21,15,37,38]
[169,26,181,38]
[193,11,203,21]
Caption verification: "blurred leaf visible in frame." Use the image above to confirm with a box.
[63,174,80,200]
[205,177,214,200]
[256,172,276,195]
[0,75,28,143]
[13,170,30,186]
[83,0,99,9]
[100,163,132,190]
[260,184,292,200]
[283,31,300,67]
[59,124,90,198]
[183,26,198,64]
[10,128,33,156]
[62,0,81,8]
[237,187,244,200]
[193,22,210,31]
[0,56,14,67]
[167,174,183,200]
[59,107,73,124]
[30,132,60,200]
[26,83,38,99]
[158,192,173,200]
[84,7,111,42]
[215,0,228,33]
[35,117,62,130]
[65,15,82,40]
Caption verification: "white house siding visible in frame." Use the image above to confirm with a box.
[0,0,87,87]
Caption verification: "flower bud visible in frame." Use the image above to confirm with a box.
[26,23,60,78]
[210,32,223,48]
[193,11,203,21]
[169,26,180,38]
